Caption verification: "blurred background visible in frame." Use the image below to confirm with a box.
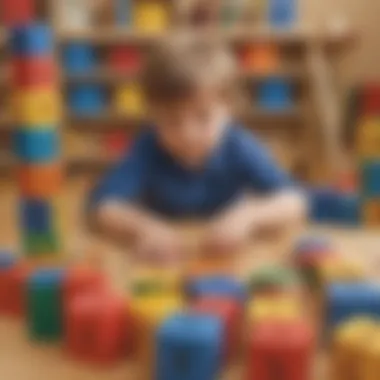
[0,0,379,247]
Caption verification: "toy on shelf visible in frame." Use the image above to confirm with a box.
[133,1,170,32]
[114,0,132,25]
[256,76,294,111]
[108,46,142,74]
[114,83,145,116]
[240,44,280,74]
[63,43,97,75]
[55,0,95,31]
[1,0,35,26]
[268,0,298,29]
[68,84,107,116]
[157,313,223,380]
[0,252,18,312]
[27,268,66,341]
[65,292,129,364]
[361,84,380,116]
[356,117,380,158]
[247,320,314,380]
[103,131,130,160]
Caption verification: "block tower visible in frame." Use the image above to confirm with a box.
[10,24,63,260]
[356,85,380,225]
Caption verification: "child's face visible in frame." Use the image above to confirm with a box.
[152,89,230,167]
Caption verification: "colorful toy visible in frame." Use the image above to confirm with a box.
[114,0,132,25]
[240,44,279,74]
[65,292,129,364]
[63,43,97,75]
[360,160,380,198]
[268,0,297,29]
[68,84,107,115]
[247,320,314,380]
[331,317,377,380]
[185,257,235,280]
[108,46,142,74]
[133,1,170,32]
[361,84,380,116]
[0,252,18,313]
[192,297,242,361]
[256,76,294,110]
[326,283,380,330]
[356,117,380,158]
[156,313,223,380]
[27,268,66,341]
[114,83,145,116]
[185,275,246,303]
[1,0,35,26]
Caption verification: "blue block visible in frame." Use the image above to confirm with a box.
[257,77,294,110]
[29,268,66,288]
[0,251,17,269]
[13,129,60,163]
[68,85,106,116]
[20,199,54,233]
[360,160,380,198]
[63,43,97,74]
[115,0,132,25]
[157,313,223,380]
[185,276,246,303]
[269,0,298,28]
[10,24,54,57]
[326,283,380,329]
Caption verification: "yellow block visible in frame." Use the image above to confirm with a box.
[114,84,145,116]
[131,295,183,380]
[11,88,62,126]
[317,258,365,284]
[134,2,170,32]
[356,118,380,158]
[363,201,380,226]
[332,318,378,380]
[248,295,302,323]
[361,331,380,380]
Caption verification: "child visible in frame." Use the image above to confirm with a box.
[88,37,306,262]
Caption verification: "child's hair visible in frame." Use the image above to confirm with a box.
[141,35,238,105]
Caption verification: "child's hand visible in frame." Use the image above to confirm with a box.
[134,220,183,264]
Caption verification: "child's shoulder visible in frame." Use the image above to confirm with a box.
[226,123,264,150]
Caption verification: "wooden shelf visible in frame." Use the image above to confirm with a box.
[67,157,114,174]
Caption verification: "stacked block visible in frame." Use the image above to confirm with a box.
[247,320,314,380]
[63,43,97,75]
[257,76,294,110]
[133,1,170,32]
[268,0,297,28]
[68,84,107,116]
[10,24,63,259]
[240,44,280,74]
[156,313,223,380]
[1,0,35,26]
[27,268,66,341]
[114,83,145,116]
[65,292,129,364]
[108,46,142,73]
[0,251,18,312]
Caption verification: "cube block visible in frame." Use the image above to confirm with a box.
[63,43,97,74]
[360,160,380,197]
[68,85,106,115]
[22,229,60,256]
[18,163,62,197]
[247,320,315,380]
[65,292,129,364]
[108,46,142,73]
[27,268,66,341]
[268,0,297,28]
[13,129,60,163]
[157,313,223,380]
[0,252,18,313]
[257,76,293,110]
[114,84,145,116]
[240,44,279,73]
[356,117,380,158]
[1,0,35,26]
[133,2,169,32]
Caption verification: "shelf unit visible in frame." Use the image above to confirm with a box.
[0,2,355,182]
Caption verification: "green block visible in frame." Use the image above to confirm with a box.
[22,230,60,256]
[249,265,302,293]
[27,268,66,341]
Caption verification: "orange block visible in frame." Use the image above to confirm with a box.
[241,44,279,73]
[185,257,235,279]
[17,162,62,197]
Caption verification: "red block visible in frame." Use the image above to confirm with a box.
[192,297,242,361]
[1,0,35,26]
[12,57,58,88]
[0,262,31,316]
[108,46,142,73]
[63,266,106,310]
[247,320,315,380]
[65,292,130,365]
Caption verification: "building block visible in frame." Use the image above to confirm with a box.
[0,250,16,269]
[331,317,377,380]
[185,257,234,279]
[115,0,132,25]
[247,320,315,380]
[12,57,57,87]
[27,268,66,341]
[185,275,246,303]
[65,292,130,364]
[63,265,106,309]
[104,131,130,160]
[114,83,145,116]
[108,46,142,73]
[63,43,97,74]
[68,84,107,115]
[13,129,60,163]
[18,163,62,197]
[0,251,18,313]
[192,297,242,361]
[131,295,183,380]
[156,313,223,380]
[326,283,380,330]
[131,267,181,296]
[10,24,54,57]
[257,76,294,110]
[20,198,55,233]
[1,0,35,26]
[363,200,380,226]
[360,160,380,198]
[248,295,303,323]
[12,87,62,125]
[356,117,380,158]
[268,0,297,29]
[240,44,279,73]
[133,1,170,32]
[362,84,380,115]
[248,264,301,295]
[22,229,60,257]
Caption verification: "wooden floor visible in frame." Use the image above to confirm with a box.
[1,178,380,380]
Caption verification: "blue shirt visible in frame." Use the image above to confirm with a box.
[89,125,293,218]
